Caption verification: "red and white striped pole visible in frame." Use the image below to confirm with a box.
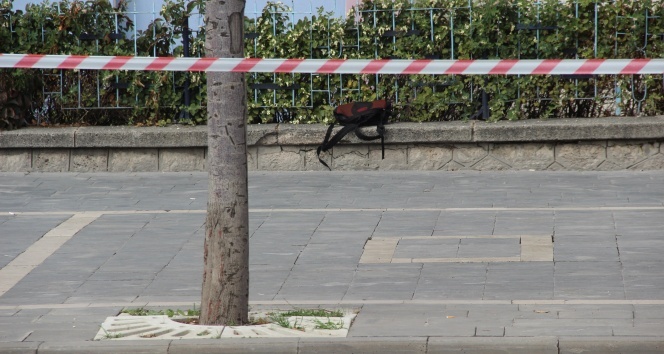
[1,54,663,75]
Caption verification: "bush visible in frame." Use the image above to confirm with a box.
[0,0,662,130]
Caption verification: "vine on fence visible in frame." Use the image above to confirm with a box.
[0,0,663,130]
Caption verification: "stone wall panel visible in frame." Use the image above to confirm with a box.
[369,147,408,170]
[0,149,31,172]
[33,149,70,172]
[441,160,465,171]
[629,154,664,170]
[471,156,511,170]
[159,148,205,172]
[453,144,489,167]
[304,147,331,171]
[333,145,370,170]
[408,145,453,170]
[109,149,158,172]
[606,141,659,169]
[257,146,303,171]
[491,143,555,170]
[555,142,606,170]
[71,149,108,172]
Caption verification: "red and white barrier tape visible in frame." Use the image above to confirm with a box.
[1,54,663,75]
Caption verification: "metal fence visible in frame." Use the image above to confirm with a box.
[2,0,663,123]
[241,0,663,121]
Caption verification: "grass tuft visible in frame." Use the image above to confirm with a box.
[121,305,201,318]
[313,318,345,330]
[280,309,344,317]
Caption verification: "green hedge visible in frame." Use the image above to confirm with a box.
[0,0,663,130]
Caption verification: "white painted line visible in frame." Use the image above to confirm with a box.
[403,257,523,263]
[406,235,537,239]
[0,213,101,297]
[6,205,664,216]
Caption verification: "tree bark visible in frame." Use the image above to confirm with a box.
[200,0,249,326]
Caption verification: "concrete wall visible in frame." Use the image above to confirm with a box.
[2,117,664,172]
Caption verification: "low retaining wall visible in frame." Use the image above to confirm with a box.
[2,117,664,172]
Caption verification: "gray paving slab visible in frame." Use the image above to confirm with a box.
[556,309,634,319]
[299,338,428,354]
[36,341,170,354]
[612,323,664,336]
[635,305,664,319]
[393,238,460,258]
[294,243,365,265]
[434,212,496,236]
[428,337,559,354]
[349,305,477,337]
[484,263,554,299]
[504,325,615,337]
[24,327,102,342]
[554,244,620,262]
[558,336,664,354]
[169,338,300,354]
[554,261,626,299]
[415,264,485,299]
[0,342,39,354]
[493,211,554,235]
[0,171,663,351]
[457,238,520,258]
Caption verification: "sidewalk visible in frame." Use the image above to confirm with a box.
[0,170,663,353]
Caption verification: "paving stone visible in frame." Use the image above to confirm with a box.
[37,341,169,354]
[434,212,496,235]
[274,285,348,301]
[24,327,100,342]
[457,238,520,258]
[393,238,460,259]
[169,338,299,354]
[557,309,634,319]
[485,263,554,299]
[635,305,664,319]
[413,288,485,300]
[0,323,35,342]
[475,327,505,337]
[554,244,619,262]
[505,325,614,337]
[0,309,19,317]
[559,337,664,354]
[0,342,40,354]
[464,305,521,322]
[299,337,427,354]
[554,261,626,299]
[295,243,364,265]
[350,316,476,337]
[517,317,635,327]
[612,324,664,336]
[428,337,559,354]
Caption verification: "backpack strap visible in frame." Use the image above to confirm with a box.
[352,109,387,159]
[317,123,358,171]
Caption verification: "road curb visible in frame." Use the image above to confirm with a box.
[2,336,663,354]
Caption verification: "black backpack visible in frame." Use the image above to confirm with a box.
[317,100,391,170]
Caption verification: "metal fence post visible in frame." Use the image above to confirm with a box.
[179,13,192,122]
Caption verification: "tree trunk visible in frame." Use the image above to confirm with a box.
[200,0,249,326]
